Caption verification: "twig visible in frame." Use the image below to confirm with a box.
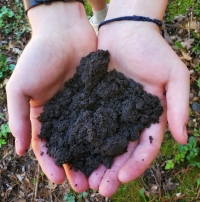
[188,21,190,39]
[49,190,53,202]
[34,163,40,200]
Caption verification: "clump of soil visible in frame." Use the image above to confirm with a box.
[38,50,163,176]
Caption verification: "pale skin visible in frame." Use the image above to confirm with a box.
[6,0,189,197]
[88,0,106,11]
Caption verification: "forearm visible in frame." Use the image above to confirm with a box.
[106,0,168,20]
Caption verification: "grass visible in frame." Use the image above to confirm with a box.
[112,180,144,202]
[0,0,30,39]
[0,122,10,148]
[85,1,93,18]
[165,0,197,20]
[0,53,15,82]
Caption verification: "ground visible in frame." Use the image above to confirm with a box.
[0,0,200,201]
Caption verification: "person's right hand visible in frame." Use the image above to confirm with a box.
[6,2,97,192]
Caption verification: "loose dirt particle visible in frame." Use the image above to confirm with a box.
[38,50,163,176]
[149,136,153,144]
[40,151,44,156]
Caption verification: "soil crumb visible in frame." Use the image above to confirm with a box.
[149,136,153,144]
[38,50,163,176]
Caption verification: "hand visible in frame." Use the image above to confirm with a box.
[6,2,97,192]
[88,14,189,197]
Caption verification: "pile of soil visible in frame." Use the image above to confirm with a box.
[38,50,163,176]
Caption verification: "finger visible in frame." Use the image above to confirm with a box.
[88,164,107,190]
[99,141,138,197]
[6,82,31,155]
[118,113,167,183]
[63,164,89,193]
[31,106,66,184]
[166,65,190,145]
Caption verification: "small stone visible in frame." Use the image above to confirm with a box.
[196,113,200,119]
[170,36,176,40]
[3,79,9,86]
[193,97,199,102]
[190,93,194,99]
[189,70,194,74]
[188,120,195,128]
[193,119,197,122]
[192,102,200,112]
[90,193,96,197]
[178,29,183,34]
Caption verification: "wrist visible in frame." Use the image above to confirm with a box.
[28,2,88,36]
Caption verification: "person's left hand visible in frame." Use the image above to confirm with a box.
[87,17,189,197]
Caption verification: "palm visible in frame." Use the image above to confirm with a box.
[7,23,97,189]
[88,24,189,196]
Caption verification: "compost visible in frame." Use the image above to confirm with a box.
[38,50,163,176]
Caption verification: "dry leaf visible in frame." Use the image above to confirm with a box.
[150,184,160,194]
[12,48,22,55]
[197,189,200,199]
[165,178,179,191]
[192,57,200,65]
[181,39,194,50]
[6,41,14,51]
[190,20,198,29]
[19,190,24,196]
[3,79,9,86]
[164,29,173,44]
[45,180,57,190]
[16,174,23,181]
[186,20,199,31]
[174,14,185,22]
[180,50,192,61]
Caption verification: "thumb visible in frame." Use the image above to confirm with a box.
[6,81,31,155]
[166,65,190,145]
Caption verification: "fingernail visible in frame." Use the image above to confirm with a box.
[182,125,188,139]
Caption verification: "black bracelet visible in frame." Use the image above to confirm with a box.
[98,15,162,30]
[23,0,84,14]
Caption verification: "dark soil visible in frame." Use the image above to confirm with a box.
[38,50,163,176]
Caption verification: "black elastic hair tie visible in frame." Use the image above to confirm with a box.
[98,15,162,30]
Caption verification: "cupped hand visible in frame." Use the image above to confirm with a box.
[6,2,97,191]
[88,21,189,196]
